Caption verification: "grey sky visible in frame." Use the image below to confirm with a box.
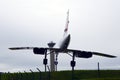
[0,0,120,72]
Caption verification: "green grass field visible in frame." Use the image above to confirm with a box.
[1,70,120,80]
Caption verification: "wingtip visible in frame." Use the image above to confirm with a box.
[105,55,117,58]
[9,48,15,50]
[108,54,117,58]
[112,56,117,58]
[9,48,12,50]
[8,47,21,50]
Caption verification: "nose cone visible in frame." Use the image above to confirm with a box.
[68,34,70,39]
[59,34,71,50]
[67,34,71,43]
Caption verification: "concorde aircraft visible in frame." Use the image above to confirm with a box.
[9,10,116,58]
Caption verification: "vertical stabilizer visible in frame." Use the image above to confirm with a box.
[64,10,69,36]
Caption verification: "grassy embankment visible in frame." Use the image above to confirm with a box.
[1,70,120,80]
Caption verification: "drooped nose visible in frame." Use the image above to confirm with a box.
[67,34,70,39]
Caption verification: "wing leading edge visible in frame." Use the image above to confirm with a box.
[9,47,116,58]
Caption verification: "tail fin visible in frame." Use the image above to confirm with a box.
[64,10,69,36]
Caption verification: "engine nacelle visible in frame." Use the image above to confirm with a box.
[74,51,92,58]
[33,48,47,55]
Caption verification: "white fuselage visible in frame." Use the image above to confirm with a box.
[59,34,71,51]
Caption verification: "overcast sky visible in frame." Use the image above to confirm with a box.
[0,0,120,72]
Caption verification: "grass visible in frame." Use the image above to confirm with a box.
[1,70,120,80]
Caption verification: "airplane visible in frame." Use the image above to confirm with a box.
[9,10,116,58]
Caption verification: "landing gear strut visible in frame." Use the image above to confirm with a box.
[70,53,76,80]
[43,50,48,72]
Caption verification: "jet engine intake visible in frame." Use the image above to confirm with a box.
[33,48,47,55]
[74,51,92,58]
